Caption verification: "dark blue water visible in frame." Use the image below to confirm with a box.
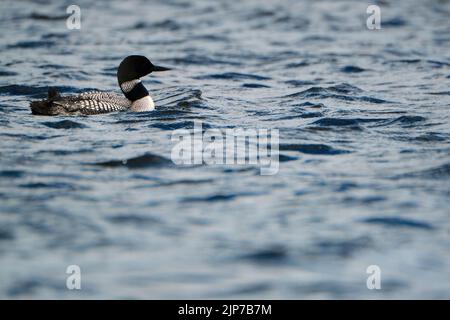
[0,0,449,299]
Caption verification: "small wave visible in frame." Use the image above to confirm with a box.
[284,83,387,103]
[0,227,14,241]
[1,132,61,140]
[0,69,17,76]
[296,102,326,109]
[426,60,450,67]
[182,191,262,203]
[380,115,426,126]
[301,84,359,95]
[361,217,434,230]
[92,153,171,169]
[274,112,323,120]
[29,12,67,20]
[340,65,366,73]
[239,245,289,264]
[312,117,387,127]
[107,214,160,226]
[41,120,87,129]
[41,33,68,40]
[37,64,67,70]
[428,91,450,95]
[194,72,270,81]
[242,83,270,88]
[168,55,242,66]
[155,88,204,109]
[150,121,213,131]
[182,194,237,202]
[279,154,298,162]
[156,179,214,187]
[280,143,350,155]
[343,196,386,205]
[0,170,24,178]
[383,17,407,27]
[396,162,450,179]
[285,87,324,98]
[302,35,334,42]
[312,118,359,126]
[300,112,323,118]
[329,83,364,94]
[19,182,76,190]
[285,62,310,69]
[0,85,75,97]
[247,9,276,18]
[285,80,316,86]
[413,133,447,142]
[388,59,422,64]
[222,167,259,174]
[7,278,63,297]
[115,108,194,124]
[132,19,182,31]
[393,132,449,143]
[37,149,92,156]
[8,40,55,49]
[192,34,230,42]
[227,283,272,296]
[0,85,47,96]
[312,236,372,258]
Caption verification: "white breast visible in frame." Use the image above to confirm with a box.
[130,96,155,112]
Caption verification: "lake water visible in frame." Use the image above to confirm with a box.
[0,0,449,299]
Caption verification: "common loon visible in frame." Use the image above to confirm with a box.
[30,55,170,115]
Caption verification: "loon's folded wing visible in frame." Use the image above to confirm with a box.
[54,91,132,115]
[30,90,132,116]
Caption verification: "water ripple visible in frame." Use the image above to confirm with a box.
[92,153,172,168]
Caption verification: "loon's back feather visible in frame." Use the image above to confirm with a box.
[30,89,132,116]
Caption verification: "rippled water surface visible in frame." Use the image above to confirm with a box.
[0,0,449,299]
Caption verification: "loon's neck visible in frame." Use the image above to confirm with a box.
[120,79,155,112]
[121,80,148,100]
[131,96,155,112]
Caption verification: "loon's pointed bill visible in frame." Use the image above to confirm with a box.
[152,65,170,72]
[29,55,171,116]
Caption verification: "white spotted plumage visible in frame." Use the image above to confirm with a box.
[120,79,141,93]
[54,91,132,114]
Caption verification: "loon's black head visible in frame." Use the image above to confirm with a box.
[117,55,170,101]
